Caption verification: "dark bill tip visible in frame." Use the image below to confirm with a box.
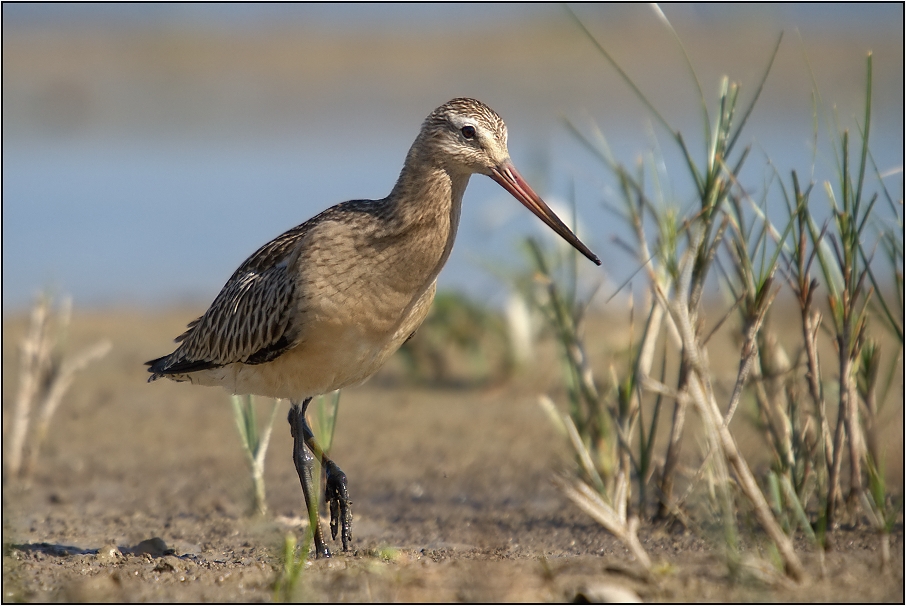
[490,164,601,266]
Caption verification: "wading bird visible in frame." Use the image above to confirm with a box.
[147,98,600,557]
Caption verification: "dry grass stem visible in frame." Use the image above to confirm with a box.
[644,246,807,581]
[24,339,112,477]
[6,295,111,480]
[6,298,51,478]
[554,475,653,575]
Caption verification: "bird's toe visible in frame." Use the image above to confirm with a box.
[325,461,352,551]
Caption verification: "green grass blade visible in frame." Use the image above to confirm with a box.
[860,240,904,342]
[563,117,615,169]
[854,53,872,211]
[245,396,259,455]
[726,32,783,157]
[327,390,341,454]
[650,4,711,154]
[564,5,705,197]
[564,5,675,140]
[230,394,252,454]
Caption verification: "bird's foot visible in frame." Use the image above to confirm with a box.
[324,460,352,551]
[314,540,331,559]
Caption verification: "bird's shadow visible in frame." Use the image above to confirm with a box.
[10,542,95,557]
[10,538,179,559]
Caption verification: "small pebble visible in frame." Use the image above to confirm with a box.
[95,544,123,565]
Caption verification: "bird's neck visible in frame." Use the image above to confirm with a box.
[388,152,470,225]
[380,151,470,285]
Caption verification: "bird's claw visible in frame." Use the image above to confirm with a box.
[324,460,352,551]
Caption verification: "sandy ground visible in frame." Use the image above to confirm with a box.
[2,309,903,602]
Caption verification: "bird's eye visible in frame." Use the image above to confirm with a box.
[461,125,476,139]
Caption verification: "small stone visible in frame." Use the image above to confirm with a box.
[96,544,123,564]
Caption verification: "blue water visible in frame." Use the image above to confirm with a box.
[4,114,901,312]
[2,4,903,311]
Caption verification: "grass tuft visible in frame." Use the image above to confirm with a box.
[230,394,280,516]
[524,7,902,585]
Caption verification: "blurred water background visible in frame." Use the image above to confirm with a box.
[2,4,902,312]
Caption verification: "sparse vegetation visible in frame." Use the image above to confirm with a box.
[4,293,111,482]
[521,6,903,584]
[397,291,512,386]
[274,530,312,602]
[230,394,280,516]
[229,390,341,521]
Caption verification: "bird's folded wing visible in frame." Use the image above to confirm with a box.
[151,260,300,375]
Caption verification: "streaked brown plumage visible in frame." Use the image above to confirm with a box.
[147,98,600,558]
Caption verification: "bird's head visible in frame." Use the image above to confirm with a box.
[417,98,601,266]
[418,97,511,176]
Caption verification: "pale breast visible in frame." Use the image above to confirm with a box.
[185,281,437,400]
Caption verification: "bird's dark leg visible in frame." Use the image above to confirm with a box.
[288,398,330,558]
[301,422,352,552]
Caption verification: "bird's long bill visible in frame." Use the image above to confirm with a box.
[490,163,601,266]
